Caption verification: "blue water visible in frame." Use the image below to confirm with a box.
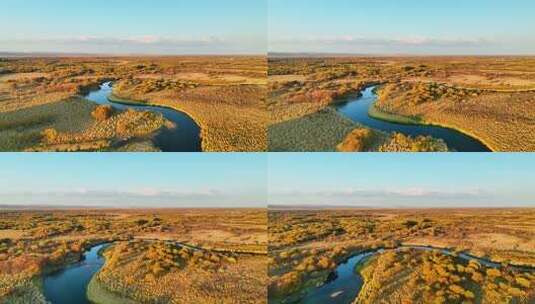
[85,82,202,152]
[43,243,109,304]
[296,251,376,304]
[333,86,491,152]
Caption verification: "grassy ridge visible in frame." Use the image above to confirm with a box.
[368,103,423,125]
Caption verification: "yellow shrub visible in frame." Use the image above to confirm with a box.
[337,128,376,152]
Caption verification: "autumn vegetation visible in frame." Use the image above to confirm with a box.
[337,128,447,152]
[268,56,535,151]
[0,208,267,303]
[358,248,535,303]
[268,208,535,303]
[0,56,267,152]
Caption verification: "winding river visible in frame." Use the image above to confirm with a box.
[286,245,535,304]
[43,243,110,304]
[41,240,223,304]
[333,86,491,152]
[84,82,201,152]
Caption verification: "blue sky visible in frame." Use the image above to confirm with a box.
[1,153,534,208]
[0,0,266,54]
[0,154,267,207]
[269,0,535,54]
[268,153,535,207]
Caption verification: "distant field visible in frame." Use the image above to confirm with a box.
[268,208,535,303]
[0,208,267,304]
[268,56,535,151]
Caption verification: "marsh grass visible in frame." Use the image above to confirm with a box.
[0,98,96,151]
[268,107,357,152]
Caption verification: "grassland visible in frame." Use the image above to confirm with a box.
[0,56,267,152]
[0,208,267,304]
[268,208,535,303]
[268,56,535,151]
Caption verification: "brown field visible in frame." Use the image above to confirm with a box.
[268,208,535,303]
[0,208,267,303]
[0,56,267,152]
[268,56,535,151]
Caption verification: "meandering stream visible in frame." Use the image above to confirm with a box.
[286,245,534,304]
[43,243,110,304]
[333,86,491,152]
[84,82,201,152]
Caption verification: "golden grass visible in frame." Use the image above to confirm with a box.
[375,82,535,151]
[113,82,267,152]
[27,108,166,152]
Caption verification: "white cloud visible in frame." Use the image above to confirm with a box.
[268,186,496,207]
[6,35,227,48]
[0,35,265,55]
[269,35,499,54]
[0,188,260,208]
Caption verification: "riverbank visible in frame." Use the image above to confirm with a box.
[373,82,535,151]
[111,83,268,152]
[107,92,205,149]
[334,85,490,152]
[368,102,495,152]
[87,276,139,304]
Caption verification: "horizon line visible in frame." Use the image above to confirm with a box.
[268,204,535,210]
[0,51,266,58]
[0,204,265,210]
[4,51,535,58]
[268,51,535,57]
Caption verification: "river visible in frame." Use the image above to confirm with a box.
[282,245,534,304]
[41,240,211,303]
[333,86,491,152]
[84,82,201,152]
[43,243,110,304]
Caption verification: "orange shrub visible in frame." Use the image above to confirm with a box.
[337,128,376,152]
[91,105,114,121]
